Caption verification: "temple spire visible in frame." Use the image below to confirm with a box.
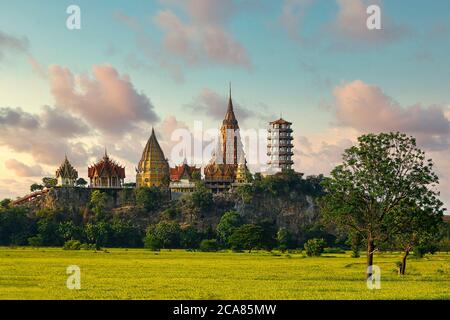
[223,83,238,126]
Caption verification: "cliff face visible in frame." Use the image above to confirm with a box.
[23,186,320,237]
[27,187,132,212]
[215,191,319,234]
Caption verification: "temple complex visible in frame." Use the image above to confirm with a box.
[136,128,170,187]
[88,151,125,188]
[204,85,248,192]
[55,156,78,186]
[169,159,201,199]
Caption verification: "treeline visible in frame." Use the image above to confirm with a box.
[0,167,449,257]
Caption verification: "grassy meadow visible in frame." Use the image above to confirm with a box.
[0,247,449,300]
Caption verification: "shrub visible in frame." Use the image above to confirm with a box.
[323,247,346,254]
[304,238,326,257]
[80,243,98,250]
[216,211,242,246]
[63,240,81,250]
[229,224,264,253]
[28,235,43,247]
[199,239,219,252]
[144,232,163,251]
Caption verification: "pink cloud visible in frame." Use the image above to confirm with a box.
[49,64,159,136]
[4,159,46,177]
[154,0,251,68]
[331,0,410,45]
[333,80,450,149]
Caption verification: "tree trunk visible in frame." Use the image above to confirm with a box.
[366,238,375,279]
[400,250,409,275]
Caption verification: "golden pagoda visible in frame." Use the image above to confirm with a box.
[136,128,170,188]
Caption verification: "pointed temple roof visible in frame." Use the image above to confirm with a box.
[56,155,78,179]
[170,163,200,182]
[223,83,238,127]
[137,128,167,172]
[88,152,125,179]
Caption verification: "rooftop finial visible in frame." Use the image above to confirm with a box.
[229,81,232,99]
[104,147,108,158]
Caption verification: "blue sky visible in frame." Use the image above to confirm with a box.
[0,0,450,207]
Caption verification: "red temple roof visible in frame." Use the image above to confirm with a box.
[170,163,200,182]
[88,153,125,179]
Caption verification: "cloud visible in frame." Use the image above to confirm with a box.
[332,80,450,149]
[4,159,46,177]
[330,0,410,46]
[48,64,159,136]
[0,29,29,60]
[0,106,93,166]
[154,0,251,68]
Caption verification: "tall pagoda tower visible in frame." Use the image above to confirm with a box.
[267,118,294,172]
[204,84,246,191]
[136,128,170,188]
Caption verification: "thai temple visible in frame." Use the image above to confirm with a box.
[51,84,294,197]
[204,85,250,192]
[56,156,78,186]
[169,159,201,199]
[136,128,170,188]
[88,151,126,188]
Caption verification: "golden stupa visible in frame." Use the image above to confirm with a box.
[136,128,169,187]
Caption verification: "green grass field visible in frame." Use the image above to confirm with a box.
[0,247,448,300]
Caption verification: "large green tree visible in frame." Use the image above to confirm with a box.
[321,132,443,278]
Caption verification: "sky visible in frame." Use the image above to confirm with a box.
[0,0,449,210]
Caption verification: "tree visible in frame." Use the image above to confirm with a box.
[0,198,11,208]
[216,211,242,246]
[75,178,88,187]
[199,239,219,252]
[277,227,293,252]
[85,222,110,249]
[30,183,44,192]
[191,182,213,213]
[180,226,202,249]
[257,219,277,251]
[58,221,82,242]
[90,190,112,220]
[37,217,63,246]
[110,218,142,248]
[0,207,31,245]
[135,187,163,211]
[42,177,57,188]
[145,221,182,249]
[304,238,326,257]
[321,132,444,279]
[386,200,443,275]
[229,224,264,252]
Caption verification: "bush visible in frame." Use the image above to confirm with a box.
[63,240,81,250]
[144,232,163,251]
[80,243,98,250]
[304,238,326,257]
[28,235,43,247]
[323,247,346,254]
[229,224,264,253]
[199,239,219,252]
